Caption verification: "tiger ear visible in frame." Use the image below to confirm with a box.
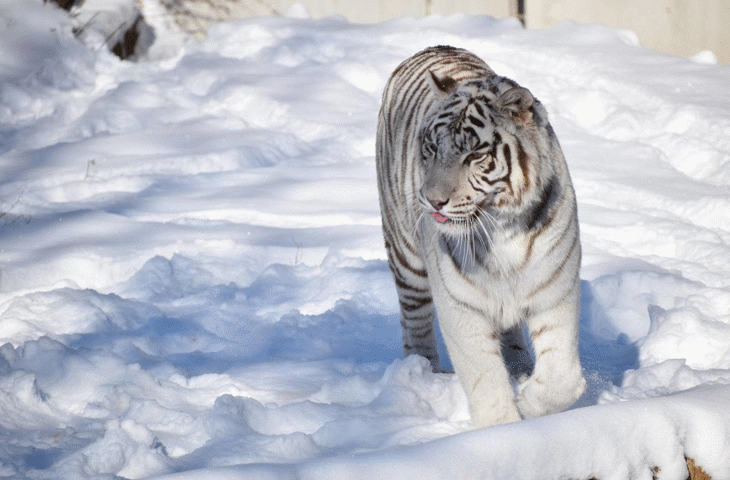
[428,69,458,95]
[495,87,534,124]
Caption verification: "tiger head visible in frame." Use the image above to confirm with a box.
[418,70,555,236]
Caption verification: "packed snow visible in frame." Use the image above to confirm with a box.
[1,0,730,478]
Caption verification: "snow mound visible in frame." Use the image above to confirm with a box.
[0,1,729,478]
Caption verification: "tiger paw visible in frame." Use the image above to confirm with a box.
[470,398,522,429]
[516,370,585,418]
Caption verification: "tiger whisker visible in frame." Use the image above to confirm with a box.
[474,209,496,251]
[478,206,502,233]
[412,210,426,241]
[467,217,479,270]
[471,214,488,252]
[462,223,474,270]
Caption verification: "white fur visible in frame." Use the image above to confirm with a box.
[376,46,586,428]
[422,216,585,427]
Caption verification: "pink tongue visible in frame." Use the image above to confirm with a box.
[433,213,450,224]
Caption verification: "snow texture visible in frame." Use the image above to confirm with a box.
[1,0,729,478]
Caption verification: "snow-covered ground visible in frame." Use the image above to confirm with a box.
[1,1,730,478]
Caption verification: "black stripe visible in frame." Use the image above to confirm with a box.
[409,328,434,340]
[400,291,432,303]
[473,102,485,117]
[391,247,428,277]
[528,229,579,299]
[400,296,432,312]
[468,115,485,128]
[502,143,512,169]
[401,319,431,331]
[435,237,491,317]
[516,141,530,189]
[501,146,513,187]
[524,175,558,231]
[394,274,429,294]
[469,176,488,194]
[384,225,425,277]
[543,205,576,258]
[401,312,433,323]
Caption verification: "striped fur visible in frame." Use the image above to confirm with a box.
[376,46,585,428]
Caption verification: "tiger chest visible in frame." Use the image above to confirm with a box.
[432,230,541,327]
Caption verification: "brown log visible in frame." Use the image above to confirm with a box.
[686,458,712,480]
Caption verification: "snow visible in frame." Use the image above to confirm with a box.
[1,0,730,478]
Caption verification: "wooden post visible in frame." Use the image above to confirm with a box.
[508,0,524,26]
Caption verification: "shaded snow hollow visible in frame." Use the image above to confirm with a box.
[1,1,730,479]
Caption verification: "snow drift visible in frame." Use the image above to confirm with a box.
[1,1,729,478]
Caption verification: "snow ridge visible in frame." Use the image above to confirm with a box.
[0,1,729,478]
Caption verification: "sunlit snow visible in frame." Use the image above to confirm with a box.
[1,1,729,478]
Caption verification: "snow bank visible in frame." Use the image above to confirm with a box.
[152,384,730,480]
[1,1,729,478]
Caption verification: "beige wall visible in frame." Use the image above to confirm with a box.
[165,0,511,27]
[526,0,730,64]
[249,0,512,23]
[160,0,729,64]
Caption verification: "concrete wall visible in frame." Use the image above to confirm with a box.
[526,0,730,64]
[219,0,514,23]
[162,0,512,32]
[159,0,729,64]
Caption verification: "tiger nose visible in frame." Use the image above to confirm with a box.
[427,196,448,210]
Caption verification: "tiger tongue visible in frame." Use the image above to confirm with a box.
[432,212,451,224]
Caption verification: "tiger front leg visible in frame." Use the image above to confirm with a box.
[400,307,441,371]
[517,287,586,418]
[395,280,441,371]
[438,309,522,428]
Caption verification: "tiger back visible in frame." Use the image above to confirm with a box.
[376,46,585,428]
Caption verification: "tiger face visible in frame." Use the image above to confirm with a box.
[417,72,539,236]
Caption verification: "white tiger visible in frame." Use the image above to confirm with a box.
[376,46,585,428]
